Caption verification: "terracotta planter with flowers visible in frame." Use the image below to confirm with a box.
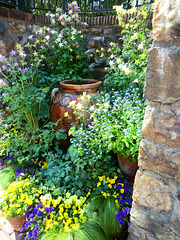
[7,215,26,231]
[50,79,102,152]
[117,152,139,182]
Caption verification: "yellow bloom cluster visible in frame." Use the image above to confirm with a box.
[41,193,87,233]
[95,175,120,204]
[1,179,39,218]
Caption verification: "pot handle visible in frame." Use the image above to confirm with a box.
[51,88,60,101]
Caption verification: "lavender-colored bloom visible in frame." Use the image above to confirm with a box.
[14,62,18,67]
[0,79,7,86]
[5,106,10,111]
[18,67,22,72]
[124,186,129,193]
[18,49,26,57]
[0,53,4,61]
[24,67,28,72]
[9,49,16,56]
[32,208,38,215]
[2,65,7,70]
[117,184,122,190]
[3,123,10,128]
[37,203,43,209]
[120,199,125,206]
[2,92,7,97]
[116,211,124,225]
[45,207,50,213]
[31,228,39,240]
[129,188,133,194]
[37,210,42,217]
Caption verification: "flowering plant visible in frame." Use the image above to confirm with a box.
[0,46,49,132]
[20,191,88,240]
[0,179,41,218]
[104,3,152,92]
[28,1,90,80]
[69,87,145,163]
[116,176,133,227]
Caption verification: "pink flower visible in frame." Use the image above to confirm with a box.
[0,79,7,86]
[18,49,26,57]
[18,67,22,72]
[5,106,10,111]
[3,123,10,128]
[2,93,7,97]
[0,53,4,61]
[9,49,16,56]
[2,65,7,70]
[14,62,18,67]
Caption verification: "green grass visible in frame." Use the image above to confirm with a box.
[0,165,16,190]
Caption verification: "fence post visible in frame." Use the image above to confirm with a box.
[17,0,22,11]
[126,0,131,9]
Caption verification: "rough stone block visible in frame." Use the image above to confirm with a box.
[128,203,180,240]
[0,18,5,34]
[9,22,26,32]
[91,27,102,36]
[0,40,7,57]
[142,102,180,148]
[139,139,180,180]
[144,43,180,103]
[153,0,180,41]
[133,171,172,212]
[103,27,113,35]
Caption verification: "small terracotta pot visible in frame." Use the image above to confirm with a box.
[117,153,139,182]
[7,215,26,231]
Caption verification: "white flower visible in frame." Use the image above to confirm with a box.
[45,35,50,40]
[76,103,83,109]
[109,60,114,67]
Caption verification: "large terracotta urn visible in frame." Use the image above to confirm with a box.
[50,79,102,152]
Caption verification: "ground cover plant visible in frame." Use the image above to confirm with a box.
[0,1,153,239]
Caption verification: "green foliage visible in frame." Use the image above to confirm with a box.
[87,195,120,239]
[104,3,152,92]
[42,218,107,240]
[0,166,16,190]
[69,88,145,162]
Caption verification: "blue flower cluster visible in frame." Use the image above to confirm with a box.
[15,158,44,178]
[116,177,133,226]
[0,151,14,167]
[20,200,54,240]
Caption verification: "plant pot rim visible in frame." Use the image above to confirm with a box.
[60,79,102,92]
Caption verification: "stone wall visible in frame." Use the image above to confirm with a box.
[0,6,123,80]
[128,0,180,239]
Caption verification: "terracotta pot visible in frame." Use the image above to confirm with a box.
[117,153,139,182]
[50,79,102,152]
[7,215,26,231]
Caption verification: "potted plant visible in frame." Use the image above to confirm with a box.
[69,88,145,181]
[105,88,145,182]
[0,179,40,231]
